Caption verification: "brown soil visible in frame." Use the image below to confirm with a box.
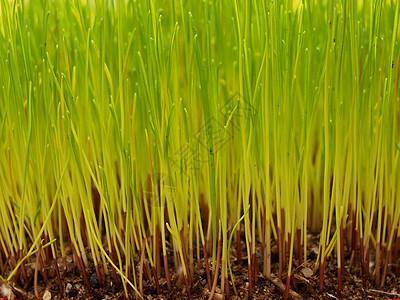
[2,234,400,300]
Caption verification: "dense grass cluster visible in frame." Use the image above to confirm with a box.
[0,0,400,298]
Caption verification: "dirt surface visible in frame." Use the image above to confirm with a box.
[2,234,400,300]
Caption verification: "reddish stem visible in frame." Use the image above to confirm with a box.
[297,229,303,266]
[163,254,172,289]
[53,257,64,296]
[375,243,381,287]
[225,277,231,300]
[184,274,191,297]
[353,228,359,264]
[351,210,357,258]
[254,251,260,282]
[1,253,10,278]
[277,226,283,280]
[143,261,151,283]
[339,224,344,291]
[291,273,297,289]
[284,273,290,300]
[380,249,391,287]
[72,247,92,292]
[18,249,28,281]
[155,226,161,277]
[95,263,103,287]
[152,265,161,294]
[261,207,266,264]
[44,234,52,264]
[360,238,366,288]
[203,243,212,291]
[38,249,49,283]
[34,244,42,300]
[250,241,256,287]
[248,261,253,298]
[252,253,256,287]
[15,264,22,285]
[387,216,393,260]
[392,230,399,264]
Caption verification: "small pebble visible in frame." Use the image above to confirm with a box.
[90,273,99,288]
[311,247,319,255]
[300,266,313,278]
[65,283,73,294]
[0,285,15,300]
[43,290,51,300]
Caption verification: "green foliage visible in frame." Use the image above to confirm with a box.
[0,0,399,298]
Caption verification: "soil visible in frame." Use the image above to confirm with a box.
[2,233,400,300]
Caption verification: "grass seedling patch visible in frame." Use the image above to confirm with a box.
[1,0,400,299]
